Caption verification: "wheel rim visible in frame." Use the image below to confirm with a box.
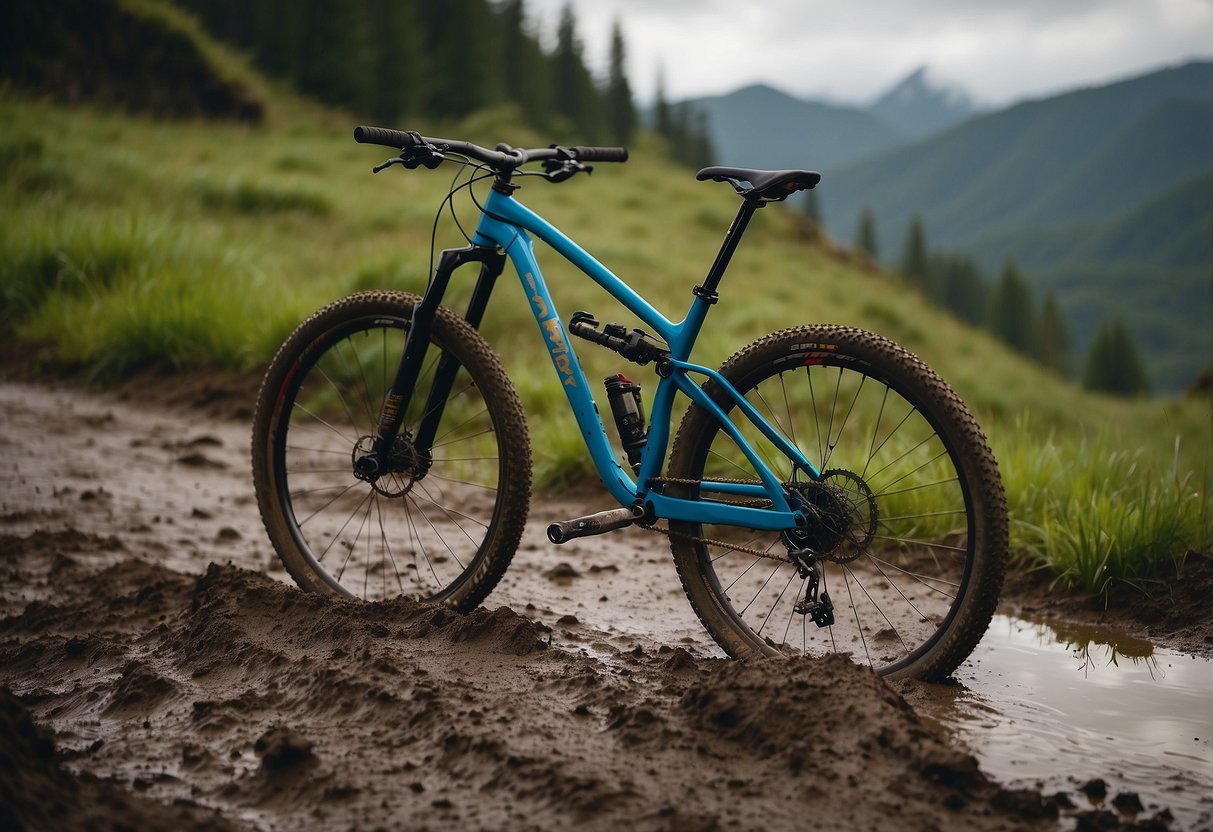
[686,355,976,675]
[270,315,505,602]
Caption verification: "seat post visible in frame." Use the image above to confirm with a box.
[694,198,763,303]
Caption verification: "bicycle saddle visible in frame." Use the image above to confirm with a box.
[696,166,821,201]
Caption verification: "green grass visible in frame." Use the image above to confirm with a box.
[1,91,1209,597]
[999,424,1212,595]
[191,176,333,216]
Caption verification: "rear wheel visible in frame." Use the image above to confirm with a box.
[667,326,1006,680]
[252,291,530,610]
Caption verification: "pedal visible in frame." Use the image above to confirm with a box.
[547,507,636,544]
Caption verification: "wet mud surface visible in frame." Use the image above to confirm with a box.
[0,376,1204,830]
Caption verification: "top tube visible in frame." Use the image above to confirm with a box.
[472,188,710,358]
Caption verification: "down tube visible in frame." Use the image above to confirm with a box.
[502,232,638,505]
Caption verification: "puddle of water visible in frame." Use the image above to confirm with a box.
[914,614,1213,828]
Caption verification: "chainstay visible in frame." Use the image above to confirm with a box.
[638,474,789,561]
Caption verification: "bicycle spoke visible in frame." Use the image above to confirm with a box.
[871,535,967,556]
[844,563,909,655]
[778,371,798,450]
[334,494,371,587]
[407,494,468,572]
[374,496,405,597]
[865,554,959,597]
[862,385,891,478]
[739,561,783,616]
[295,481,363,528]
[757,568,798,636]
[875,477,959,499]
[292,401,359,447]
[841,564,872,667]
[865,554,934,628]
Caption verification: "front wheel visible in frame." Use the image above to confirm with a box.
[252,291,531,610]
[667,326,1007,680]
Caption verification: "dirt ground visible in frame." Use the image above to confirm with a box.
[0,369,1199,831]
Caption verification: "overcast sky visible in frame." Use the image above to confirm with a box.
[524,0,1213,106]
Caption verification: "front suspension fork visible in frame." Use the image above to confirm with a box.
[353,245,506,482]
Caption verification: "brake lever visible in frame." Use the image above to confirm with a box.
[542,159,593,183]
[372,148,445,174]
[373,157,405,174]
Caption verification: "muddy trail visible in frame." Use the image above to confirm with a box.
[0,378,1202,830]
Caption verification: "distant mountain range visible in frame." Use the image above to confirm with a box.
[683,66,979,175]
[867,66,978,138]
[681,61,1213,393]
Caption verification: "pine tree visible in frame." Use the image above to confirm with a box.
[428,0,502,117]
[550,4,603,141]
[901,215,929,292]
[367,0,420,123]
[654,66,672,138]
[988,257,1035,356]
[687,106,715,168]
[1037,293,1071,377]
[855,208,878,259]
[605,20,636,145]
[934,253,988,326]
[499,0,552,126]
[1083,319,1150,396]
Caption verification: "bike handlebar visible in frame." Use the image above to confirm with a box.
[353,125,627,169]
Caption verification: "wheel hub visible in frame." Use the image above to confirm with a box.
[351,432,428,497]
[787,469,877,563]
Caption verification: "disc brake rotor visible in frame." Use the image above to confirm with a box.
[352,433,422,497]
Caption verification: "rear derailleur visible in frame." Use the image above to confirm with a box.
[789,549,834,628]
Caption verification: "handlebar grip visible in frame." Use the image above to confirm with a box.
[353,125,422,149]
[570,146,628,163]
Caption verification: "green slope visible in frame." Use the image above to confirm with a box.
[1009,97,1212,230]
[970,173,1212,391]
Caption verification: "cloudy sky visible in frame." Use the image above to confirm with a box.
[525,0,1213,105]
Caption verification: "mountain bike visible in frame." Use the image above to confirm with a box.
[251,126,1008,681]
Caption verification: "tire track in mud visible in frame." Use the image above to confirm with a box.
[2,554,1062,831]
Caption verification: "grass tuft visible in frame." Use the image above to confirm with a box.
[1000,425,1212,596]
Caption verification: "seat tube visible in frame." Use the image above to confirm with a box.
[695,198,762,302]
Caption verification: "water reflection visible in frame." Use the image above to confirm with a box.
[1014,613,1159,675]
[910,614,1213,829]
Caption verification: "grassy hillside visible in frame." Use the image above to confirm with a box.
[1,79,1209,594]
[971,173,1211,391]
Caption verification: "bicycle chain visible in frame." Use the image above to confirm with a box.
[637,476,790,562]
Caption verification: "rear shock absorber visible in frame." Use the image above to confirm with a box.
[603,373,647,473]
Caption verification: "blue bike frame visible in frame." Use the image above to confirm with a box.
[470,187,820,532]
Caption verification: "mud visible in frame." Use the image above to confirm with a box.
[0,375,1197,830]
